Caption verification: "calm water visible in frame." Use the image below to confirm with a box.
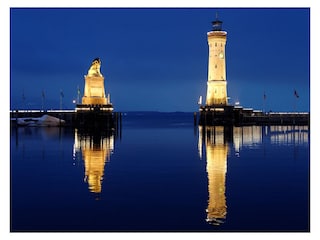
[10,112,310,232]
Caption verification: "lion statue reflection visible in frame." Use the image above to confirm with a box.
[87,58,103,77]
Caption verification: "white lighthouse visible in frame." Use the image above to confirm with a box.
[205,16,228,106]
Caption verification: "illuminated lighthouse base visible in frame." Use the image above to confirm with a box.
[199,105,235,125]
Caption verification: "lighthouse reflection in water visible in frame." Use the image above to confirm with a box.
[73,129,115,198]
[199,126,228,225]
[198,125,309,226]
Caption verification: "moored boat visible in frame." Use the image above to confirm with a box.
[13,114,65,127]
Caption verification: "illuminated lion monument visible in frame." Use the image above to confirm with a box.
[82,57,108,105]
[87,58,103,77]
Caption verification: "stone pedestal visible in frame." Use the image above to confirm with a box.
[82,75,107,105]
[75,58,114,129]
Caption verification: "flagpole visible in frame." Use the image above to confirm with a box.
[293,89,299,112]
[22,90,26,110]
[60,89,64,111]
[77,85,80,104]
[263,92,266,113]
[41,90,45,112]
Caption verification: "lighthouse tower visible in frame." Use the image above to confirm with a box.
[199,15,234,125]
[205,16,228,106]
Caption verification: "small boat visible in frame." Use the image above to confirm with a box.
[14,114,65,127]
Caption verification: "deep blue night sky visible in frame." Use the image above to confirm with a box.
[10,8,310,112]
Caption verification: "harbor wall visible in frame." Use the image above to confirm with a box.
[10,109,122,129]
[198,106,310,126]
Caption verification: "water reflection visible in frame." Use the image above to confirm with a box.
[198,125,309,226]
[13,125,64,142]
[199,126,228,225]
[73,128,116,198]
[269,125,309,145]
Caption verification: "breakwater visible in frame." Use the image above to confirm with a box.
[10,108,309,128]
[198,106,310,126]
[10,109,122,130]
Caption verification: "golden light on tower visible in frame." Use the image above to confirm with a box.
[75,58,114,128]
[205,15,228,106]
[82,58,109,105]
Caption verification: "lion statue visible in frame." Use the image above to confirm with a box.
[87,58,102,77]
